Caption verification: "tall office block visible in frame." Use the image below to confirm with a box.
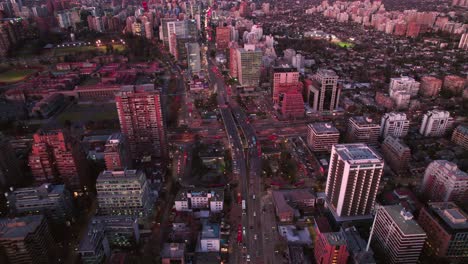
[96,170,153,217]
[346,116,381,146]
[419,110,453,137]
[186,42,201,74]
[389,76,420,97]
[104,133,131,171]
[418,202,468,259]
[28,130,88,189]
[236,44,262,87]
[372,205,426,264]
[115,84,167,160]
[380,112,409,139]
[0,133,24,190]
[421,160,468,205]
[229,42,239,78]
[307,122,340,152]
[307,69,340,112]
[6,184,74,225]
[325,144,384,219]
[381,136,411,175]
[272,66,300,103]
[458,33,468,50]
[0,215,55,264]
[314,218,350,264]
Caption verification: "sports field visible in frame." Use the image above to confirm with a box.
[0,69,37,83]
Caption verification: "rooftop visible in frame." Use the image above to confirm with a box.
[382,205,426,235]
[0,215,44,239]
[350,116,380,127]
[161,243,185,259]
[308,122,339,134]
[175,188,224,202]
[334,144,383,164]
[272,191,295,215]
[97,169,143,181]
[201,221,220,239]
[316,69,338,78]
[427,202,468,231]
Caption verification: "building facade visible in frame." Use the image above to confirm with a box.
[420,76,443,97]
[421,160,468,205]
[372,205,427,264]
[0,133,24,190]
[325,144,384,218]
[346,116,381,146]
[175,189,224,212]
[115,84,167,160]
[380,112,410,139]
[451,125,468,150]
[96,170,154,217]
[381,136,411,175]
[307,122,340,152]
[307,69,340,112]
[419,110,453,137]
[103,133,132,171]
[236,44,262,87]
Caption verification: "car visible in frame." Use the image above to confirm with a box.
[254,234,257,240]
[253,212,256,217]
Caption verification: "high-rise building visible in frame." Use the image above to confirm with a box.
[236,44,262,87]
[215,26,230,50]
[307,69,340,112]
[0,133,24,190]
[451,125,468,150]
[389,76,420,97]
[229,42,239,78]
[307,122,340,152]
[279,92,304,118]
[380,112,410,139]
[314,218,350,264]
[419,110,453,137]
[381,136,411,175]
[115,84,167,160]
[372,205,427,264]
[0,215,55,264]
[346,116,381,146]
[417,202,468,259]
[96,170,154,216]
[271,66,301,103]
[325,144,384,219]
[458,33,468,50]
[78,221,110,264]
[421,160,468,205]
[104,133,132,171]
[186,42,201,74]
[28,130,88,190]
[6,184,74,225]
[420,76,443,97]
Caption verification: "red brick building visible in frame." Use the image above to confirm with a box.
[216,26,231,50]
[314,217,349,264]
[28,130,88,189]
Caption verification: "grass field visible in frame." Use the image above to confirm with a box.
[0,69,37,83]
[57,103,118,124]
[54,44,126,56]
[335,41,355,48]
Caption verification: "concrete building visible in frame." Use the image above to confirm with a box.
[229,42,239,78]
[421,160,468,205]
[392,91,411,110]
[28,130,88,190]
[198,220,220,252]
[418,202,468,259]
[325,144,384,219]
[89,215,140,249]
[272,191,295,222]
[346,116,381,146]
[279,92,304,118]
[380,112,409,139]
[0,215,55,264]
[341,226,376,264]
[6,184,74,225]
[96,170,153,217]
[215,26,230,50]
[372,205,426,264]
[186,42,201,74]
[103,133,131,171]
[420,76,443,97]
[307,69,340,112]
[174,189,224,212]
[162,243,185,264]
[236,44,262,87]
[115,84,167,159]
[451,125,468,150]
[307,122,340,152]
[381,136,411,175]
[419,110,453,137]
[0,133,24,190]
